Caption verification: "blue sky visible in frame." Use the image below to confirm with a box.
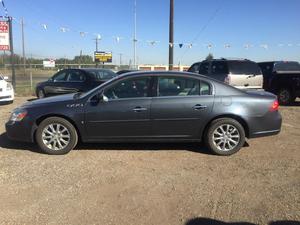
[3,0,300,65]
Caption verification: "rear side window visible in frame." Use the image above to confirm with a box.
[228,61,261,75]
[67,71,86,82]
[188,63,200,73]
[211,61,229,74]
[88,70,116,81]
[199,62,209,75]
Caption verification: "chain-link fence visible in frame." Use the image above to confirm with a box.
[0,64,131,95]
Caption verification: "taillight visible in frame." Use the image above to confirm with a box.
[225,75,231,84]
[269,99,279,112]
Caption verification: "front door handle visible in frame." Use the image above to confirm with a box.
[133,106,147,112]
[193,104,207,110]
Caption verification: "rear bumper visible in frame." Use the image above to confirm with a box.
[247,111,282,138]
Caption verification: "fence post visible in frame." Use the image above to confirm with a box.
[30,63,33,91]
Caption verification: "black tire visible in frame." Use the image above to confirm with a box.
[204,118,245,156]
[37,89,45,99]
[278,88,294,105]
[35,117,78,155]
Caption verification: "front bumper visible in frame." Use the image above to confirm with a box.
[5,120,36,143]
[0,89,14,102]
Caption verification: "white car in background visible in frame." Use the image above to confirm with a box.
[0,75,14,104]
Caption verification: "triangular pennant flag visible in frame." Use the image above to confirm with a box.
[224,44,231,49]
[260,44,268,50]
[80,32,86,37]
[187,43,193,49]
[179,43,183,48]
[207,44,213,49]
[42,24,48,30]
[169,43,173,48]
[60,27,68,33]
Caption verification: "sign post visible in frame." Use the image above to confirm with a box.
[0,18,15,88]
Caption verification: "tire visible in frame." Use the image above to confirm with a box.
[37,89,45,99]
[204,118,245,156]
[278,88,294,105]
[35,117,78,155]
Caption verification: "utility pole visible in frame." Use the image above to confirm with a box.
[8,17,16,88]
[169,0,174,71]
[21,17,26,75]
[133,0,137,69]
[119,53,122,67]
[93,36,100,68]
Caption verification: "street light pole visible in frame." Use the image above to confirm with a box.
[169,0,174,71]
[133,0,137,69]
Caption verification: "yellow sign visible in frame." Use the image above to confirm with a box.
[94,51,112,63]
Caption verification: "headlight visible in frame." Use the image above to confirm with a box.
[6,83,12,91]
[10,109,27,122]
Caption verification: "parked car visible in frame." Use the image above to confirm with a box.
[35,68,116,98]
[188,58,263,89]
[116,69,138,75]
[258,61,300,105]
[6,71,281,156]
[0,75,14,104]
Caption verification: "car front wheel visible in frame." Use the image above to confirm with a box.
[37,89,45,98]
[36,117,78,155]
[205,118,245,156]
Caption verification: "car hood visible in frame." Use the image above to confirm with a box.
[23,93,77,107]
[0,79,7,88]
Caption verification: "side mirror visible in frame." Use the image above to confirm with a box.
[90,93,108,105]
[3,76,8,80]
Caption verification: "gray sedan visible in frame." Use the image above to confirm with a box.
[6,71,282,155]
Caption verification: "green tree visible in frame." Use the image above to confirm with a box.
[205,53,214,60]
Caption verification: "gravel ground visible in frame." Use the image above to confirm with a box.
[0,97,299,225]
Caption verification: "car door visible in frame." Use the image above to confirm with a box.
[64,69,87,93]
[151,75,214,138]
[43,70,68,96]
[84,76,152,140]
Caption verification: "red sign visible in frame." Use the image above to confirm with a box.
[0,21,10,51]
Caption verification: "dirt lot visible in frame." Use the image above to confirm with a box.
[0,97,299,225]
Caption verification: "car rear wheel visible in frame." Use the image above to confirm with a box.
[278,88,295,105]
[36,117,78,155]
[205,118,245,156]
[37,89,45,98]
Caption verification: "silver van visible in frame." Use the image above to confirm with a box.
[188,59,263,89]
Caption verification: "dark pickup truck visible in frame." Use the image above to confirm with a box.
[258,61,300,105]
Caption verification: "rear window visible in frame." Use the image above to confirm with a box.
[211,61,229,74]
[228,61,261,75]
[274,62,300,72]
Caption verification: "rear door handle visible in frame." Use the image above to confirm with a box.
[133,106,147,112]
[193,104,207,110]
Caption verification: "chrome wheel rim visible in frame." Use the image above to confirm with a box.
[42,123,71,150]
[38,90,44,98]
[212,124,240,152]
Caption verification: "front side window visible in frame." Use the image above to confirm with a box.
[67,71,86,82]
[53,71,67,82]
[104,77,151,100]
[158,77,201,96]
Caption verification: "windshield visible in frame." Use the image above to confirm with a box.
[0,75,3,80]
[228,61,261,75]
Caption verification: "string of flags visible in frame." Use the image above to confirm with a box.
[0,0,8,17]
[4,15,300,51]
